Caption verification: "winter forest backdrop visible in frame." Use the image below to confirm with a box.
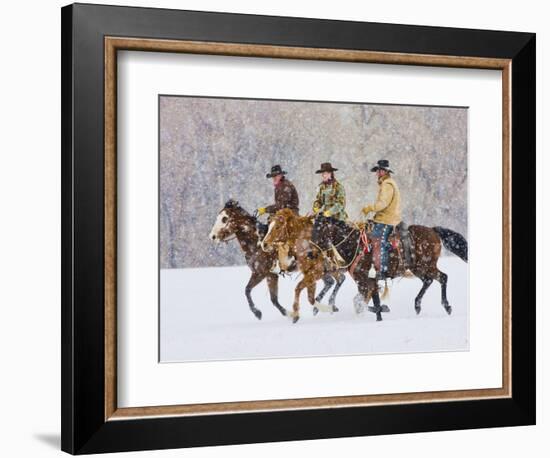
[160,96,468,269]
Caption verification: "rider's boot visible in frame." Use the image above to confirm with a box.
[371,237,382,276]
[376,244,392,290]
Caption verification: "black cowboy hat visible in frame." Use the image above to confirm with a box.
[370,159,394,173]
[315,162,338,174]
[266,164,287,178]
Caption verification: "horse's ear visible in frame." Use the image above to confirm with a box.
[224,199,239,209]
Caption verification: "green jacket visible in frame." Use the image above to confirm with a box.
[313,179,348,221]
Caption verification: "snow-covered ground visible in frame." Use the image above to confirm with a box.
[160,257,468,362]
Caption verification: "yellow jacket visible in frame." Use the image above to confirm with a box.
[362,175,401,226]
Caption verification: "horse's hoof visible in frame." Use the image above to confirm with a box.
[253,309,262,320]
[331,305,339,313]
[445,305,452,315]
[292,315,300,324]
[279,308,288,316]
[312,307,319,316]
[368,305,390,315]
[353,294,365,314]
[376,313,383,322]
[415,305,421,315]
[313,301,332,313]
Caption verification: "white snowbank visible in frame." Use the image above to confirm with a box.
[160,257,468,362]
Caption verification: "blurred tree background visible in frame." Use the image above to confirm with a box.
[160,96,467,269]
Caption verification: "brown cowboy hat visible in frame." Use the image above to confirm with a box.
[266,164,287,178]
[370,159,394,173]
[315,162,338,174]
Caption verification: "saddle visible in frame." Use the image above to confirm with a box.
[357,221,415,272]
[393,222,415,271]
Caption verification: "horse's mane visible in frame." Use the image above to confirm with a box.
[224,199,255,221]
[274,208,312,241]
[315,217,359,253]
[317,215,355,233]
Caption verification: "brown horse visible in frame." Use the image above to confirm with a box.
[262,208,346,323]
[209,200,342,321]
[312,215,468,321]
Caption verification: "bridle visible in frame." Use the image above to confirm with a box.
[219,233,237,243]
[216,210,248,244]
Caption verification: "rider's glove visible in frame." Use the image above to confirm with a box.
[313,206,321,214]
[323,210,331,217]
[362,205,373,216]
[257,207,267,215]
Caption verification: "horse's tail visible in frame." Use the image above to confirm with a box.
[433,226,468,262]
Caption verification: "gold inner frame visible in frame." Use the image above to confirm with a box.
[104,37,512,421]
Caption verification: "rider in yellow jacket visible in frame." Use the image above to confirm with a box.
[362,159,401,281]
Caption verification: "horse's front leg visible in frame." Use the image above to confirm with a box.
[307,282,316,307]
[290,278,309,324]
[369,290,384,322]
[312,275,335,316]
[266,273,287,316]
[327,271,346,312]
[245,272,265,320]
[315,274,334,303]
[360,278,390,321]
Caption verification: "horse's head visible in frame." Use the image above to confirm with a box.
[311,215,332,250]
[209,199,247,242]
[261,208,296,250]
[312,215,349,250]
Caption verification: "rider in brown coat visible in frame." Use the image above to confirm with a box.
[258,165,300,272]
[258,165,300,216]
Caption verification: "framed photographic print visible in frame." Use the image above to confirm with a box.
[61,3,536,454]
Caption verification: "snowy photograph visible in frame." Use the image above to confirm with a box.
[159,95,468,363]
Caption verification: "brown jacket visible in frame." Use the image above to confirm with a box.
[265,177,300,215]
[364,175,401,226]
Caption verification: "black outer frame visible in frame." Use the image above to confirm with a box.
[61,3,535,455]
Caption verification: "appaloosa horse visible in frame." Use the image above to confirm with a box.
[209,200,342,321]
[262,208,346,323]
[312,215,468,321]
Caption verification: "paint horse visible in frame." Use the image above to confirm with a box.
[209,200,343,321]
[262,208,346,323]
[312,215,468,321]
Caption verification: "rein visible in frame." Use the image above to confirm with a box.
[332,227,357,248]
[314,224,362,270]
[336,234,362,269]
